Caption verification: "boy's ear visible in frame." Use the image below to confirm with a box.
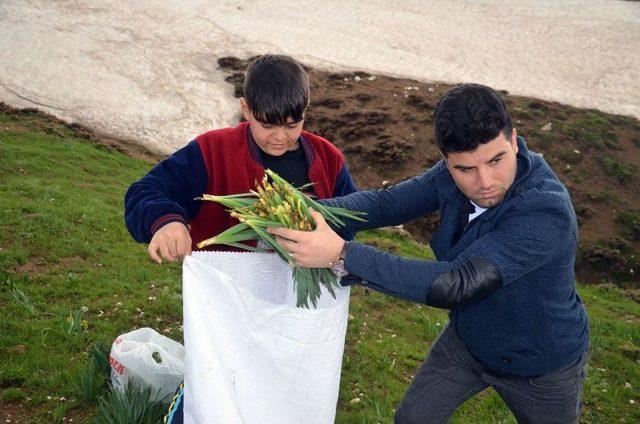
[240,98,251,121]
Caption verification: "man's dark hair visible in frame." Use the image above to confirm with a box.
[243,54,310,126]
[434,83,513,155]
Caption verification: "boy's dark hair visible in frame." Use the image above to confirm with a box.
[243,54,310,126]
[434,83,513,156]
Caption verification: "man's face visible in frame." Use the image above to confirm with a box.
[241,98,304,156]
[445,129,519,208]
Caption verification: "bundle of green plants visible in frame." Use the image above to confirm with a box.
[197,169,366,308]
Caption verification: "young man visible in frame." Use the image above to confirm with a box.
[124,54,357,424]
[269,84,589,423]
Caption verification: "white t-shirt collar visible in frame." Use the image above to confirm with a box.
[468,200,488,223]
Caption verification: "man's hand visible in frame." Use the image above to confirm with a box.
[148,221,192,264]
[267,209,345,268]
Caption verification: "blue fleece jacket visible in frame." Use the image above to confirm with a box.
[330,137,589,377]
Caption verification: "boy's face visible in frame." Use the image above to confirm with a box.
[444,129,519,208]
[241,98,304,156]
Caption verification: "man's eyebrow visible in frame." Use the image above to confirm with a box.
[452,151,508,170]
[487,151,507,163]
[453,164,475,170]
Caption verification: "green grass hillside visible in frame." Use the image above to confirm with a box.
[0,109,638,422]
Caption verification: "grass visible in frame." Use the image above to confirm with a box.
[1,388,26,403]
[6,276,37,316]
[557,147,584,165]
[0,110,183,422]
[617,211,640,241]
[93,381,169,424]
[561,112,617,150]
[0,110,639,422]
[600,156,636,185]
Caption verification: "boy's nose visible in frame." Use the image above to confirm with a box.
[274,127,287,141]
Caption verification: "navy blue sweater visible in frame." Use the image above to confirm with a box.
[330,137,589,377]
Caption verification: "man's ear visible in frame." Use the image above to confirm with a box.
[240,98,251,121]
[511,128,518,153]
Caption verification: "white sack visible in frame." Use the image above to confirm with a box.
[182,251,350,424]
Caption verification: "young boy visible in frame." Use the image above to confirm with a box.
[124,54,357,423]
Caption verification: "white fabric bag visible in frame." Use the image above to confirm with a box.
[182,251,350,424]
[109,327,185,399]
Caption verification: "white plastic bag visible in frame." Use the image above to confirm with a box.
[183,251,350,424]
[109,327,185,399]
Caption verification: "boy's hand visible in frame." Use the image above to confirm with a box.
[148,222,192,264]
[267,209,344,268]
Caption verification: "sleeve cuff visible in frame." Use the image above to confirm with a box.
[150,214,187,235]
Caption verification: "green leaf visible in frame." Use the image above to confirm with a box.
[225,242,267,253]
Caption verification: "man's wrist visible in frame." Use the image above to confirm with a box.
[339,240,348,259]
[329,240,350,277]
[330,239,348,265]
